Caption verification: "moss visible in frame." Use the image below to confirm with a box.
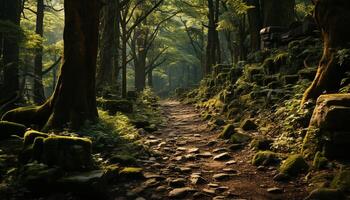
[302,127,321,159]
[97,99,133,115]
[0,121,27,140]
[109,154,137,166]
[23,130,49,146]
[230,132,251,144]
[40,135,93,171]
[250,137,272,150]
[305,188,345,200]
[220,124,235,139]
[279,154,309,176]
[252,151,280,166]
[119,167,144,179]
[313,151,329,170]
[331,168,350,192]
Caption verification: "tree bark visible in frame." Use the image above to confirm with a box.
[147,69,153,87]
[96,0,117,91]
[302,0,350,105]
[33,0,46,104]
[261,0,295,27]
[0,0,21,100]
[205,0,217,75]
[246,0,262,51]
[2,0,100,130]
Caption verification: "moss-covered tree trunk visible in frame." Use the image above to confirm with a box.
[301,0,350,105]
[2,0,100,130]
[33,0,46,104]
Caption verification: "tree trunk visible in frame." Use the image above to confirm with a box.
[2,0,100,130]
[205,0,217,75]
[261,0,295,27]
[33,0,46,104]
[246,0,262,51]
[121,22,127,98]
[96,0,117,91]
[301,0,350,105]
[0,0,21,100]
[147,69,153,87]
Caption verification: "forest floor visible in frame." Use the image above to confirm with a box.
[113,100,308,200]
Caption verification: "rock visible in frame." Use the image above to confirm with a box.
[198,152,212,158]
[190,175,207,185]
[143,172,165,180]
[225,160,237,165]
[208,183,219,188]
[305,188,345,200]
[223,168,237,173]
[22,134,94,171]
[267,187,283,194]
[279,154,309,177]
[202,188,216,195]
[212,196,226,200]
[331,168,350,192]
[228,144,243,151]
[273,173,290,182]
[169,178,186,188]
[179,167,192,173]
[206,141,217,146]
[213,173,232,181]
[168,187,195,199]
[252,151,280,166]
[240,119,258,131]
[213,148,228,153]
[109,154,137,165]
[188,148,199,153]
[219,124,236,139]
[97,99,133,114]
[303,94,350,160]
[249,137,272,151]
[0,121,27,140]
[214,118,226,126]
[213,153,231,161]
[143,178,160,188]
[119,167,144,179]
[230,133,251,144]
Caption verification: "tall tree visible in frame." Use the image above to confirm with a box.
[2,0,101,130]
[302,0,350,105]
[205,0,220,75]
[0,0,22,101]
[33,0,46,104]
[246,0,262,51]
[96,0,117,92]
[261,0,295,27]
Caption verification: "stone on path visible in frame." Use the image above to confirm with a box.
[213,152,231,161]
[197,152,212,158]
[168,187,196,198]
[213,173,232,181]
[168,178,186,188]
[267,187,284,194]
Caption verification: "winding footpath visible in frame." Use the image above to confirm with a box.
[115,100,307,200]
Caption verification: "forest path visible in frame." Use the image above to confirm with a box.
[116,100,307,200]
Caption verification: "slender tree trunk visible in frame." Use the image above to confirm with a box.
[2,0,100,130]
[205,0,217,75]
[33,0,46,104]
[0,0,21,99]
[115,0,121,90]
[246,0,262,51]
[96,0,117,91]
[302,0,350,105]
[121,28,127,98]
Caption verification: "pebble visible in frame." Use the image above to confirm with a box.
[225,160,237,165]
[168,178,186,188]
[267,187,284,194]
[168,187,195,198]
[188,148,200,153]
[213,153,231,161]
[198,152,212,158]
[213,173,232,181]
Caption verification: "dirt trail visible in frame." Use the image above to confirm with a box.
[117,100,307,200]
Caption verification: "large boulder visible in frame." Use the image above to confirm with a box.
[0,121,27,140]
[303,94,350,160]
[21,131,94,171]
[279,154,309,177]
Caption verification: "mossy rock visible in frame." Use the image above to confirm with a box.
[252,151,280,166]
[213,118,225,127]
[109,154,137,166]
[249,137,272,151]
[97,99,133,114]
[119,167,144,179]
[230,132,251,144]
[331,168,350,192]
[0,121,27,140]
[305,188,346,200]
[219,124,235,139]
[313,152,329,170]
[240,119,258,131]
[279,154,309,177]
